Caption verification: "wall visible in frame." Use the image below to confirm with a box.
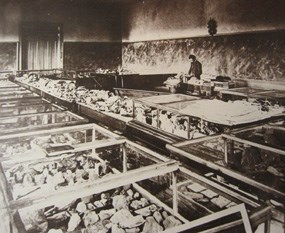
[21,0,121,42]
[0,0,122,43]
[0,1,20,70]
[21,0,122,70]
[121,0,285,81]
[122,31,285,81]
[1,0,284,78]
[0,0,122,71]
[64,42,121,71]
[0,43,17,71]
[122,0,205,42]
[122,0,285,42]
[0,1,21,42]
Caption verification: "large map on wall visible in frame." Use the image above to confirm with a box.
[122,31,285,81]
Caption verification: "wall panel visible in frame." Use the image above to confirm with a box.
[122,31,285,81]
[0,43,17,71]
[64,42,122,71]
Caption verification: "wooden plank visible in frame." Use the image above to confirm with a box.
[89,122,124,138]
[38,92,75,110]
[0,164,14,207]
[172,134,221,147]
[138,94,200,104]
[0,207,11,233]
[0,90,32,96]
[220,87,266,96]
[0,103,64,113]
[0,99,48,106]
[0,84,19,87]
[0,92,38,98]
[8,160,180,210]
[162,203,253,233]
[78,103,129,132]
[11,210,27,233]
[240,204,254,233]
[172,172,178,215]
[135,99,187,115]
[0,108,65,119]
[248,80,285,91]
[78,102,132,123]
[1,119,88,136]
[0,109,69,120]
[265,124,285,132]
[248,90,279,97]
[122,144,127,172]
[128,120,183,144]
[0,123,94,140]
[15,68,61,73]
[113,88,169,99]
[200,210,263,233]
[222,134,285,156]
[0,87,24,91]
[0,96,41,103]
[224,137,228,164]
[264,217,271,233]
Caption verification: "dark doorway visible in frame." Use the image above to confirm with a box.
[21,22,63,70]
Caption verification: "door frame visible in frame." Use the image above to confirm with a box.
[19,21,63,71]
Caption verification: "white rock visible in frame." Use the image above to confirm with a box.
[99,208,116,220]
[111,224,126,233]
[76,201,87,213]
[163,216,182,229]
[119,215,145,228]
[153,211,163,224]
[112,195,129,210]
[142,216,163,233]
[47,229,63,233]
[67,213,81,232]
[83,211,99,227]
[110,209,133,224]
[134,204,157,217]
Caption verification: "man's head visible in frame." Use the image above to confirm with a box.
[189,54,196,63]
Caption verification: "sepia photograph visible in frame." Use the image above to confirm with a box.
[0,0,284,232]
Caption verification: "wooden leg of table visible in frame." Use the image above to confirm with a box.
[172,172,178,215]
[224,138,228,164]
[92,126,96,154]
[264,217,271,233]
[122,144,127,173]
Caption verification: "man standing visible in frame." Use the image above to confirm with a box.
[188,54,202,79]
